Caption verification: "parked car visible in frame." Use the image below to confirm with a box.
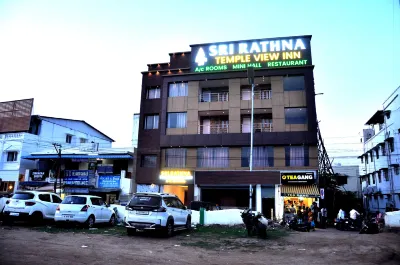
[54,195,116,228]
[3,191,62,224]
[0,193,13,220]
[125,193,191,237]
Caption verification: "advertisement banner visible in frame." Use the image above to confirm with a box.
[64,170,89,185]
[98,175,121,189]
[280,172,315,185]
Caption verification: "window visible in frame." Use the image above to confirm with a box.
[141,155,157,168]
[66,134,72,144]
[167,112,187,128]
[197,147,229,168]
[165,148,186,168]
[285,108,308,124]
[147,87,161,99]
[12,192,35,200]
[39,194,51,202]
[144,115,159,129]
[62,196,87,204]
[168,82,188,97]
[241,146,274,167]
[90,197,101,206]
[283,76,305,91]
[129,195,161,207]
[52,195,62,203]
[285,146,309,166]
[80,138,88,144]
[6,151,18,162]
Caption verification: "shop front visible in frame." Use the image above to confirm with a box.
[159,170,193,205]
[279,171,320,221]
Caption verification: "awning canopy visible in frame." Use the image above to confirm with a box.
[22,154,134,160]
[365,110,391,125]
[18,181,49,187]
[281,184,320,198]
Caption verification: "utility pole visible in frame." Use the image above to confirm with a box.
[53,143,62,195]
[247,67,255,211]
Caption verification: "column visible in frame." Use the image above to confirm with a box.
[256,184,262,213]
[275,184,284,220]
[194,184,200,201]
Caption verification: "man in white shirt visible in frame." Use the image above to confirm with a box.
[337,209,345,219]
[349,209,360,220]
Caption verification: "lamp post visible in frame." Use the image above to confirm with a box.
[247,67,255,210]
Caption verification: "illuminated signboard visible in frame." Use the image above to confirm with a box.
[159,170,193,184]
[190,36,312,73]
[281,172,315,185]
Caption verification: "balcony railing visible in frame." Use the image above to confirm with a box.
[241,123,273,133]
[241,90,272,100]
[199,92,229,102]
[198,124,229,134]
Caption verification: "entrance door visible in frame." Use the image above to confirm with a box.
[262,198,275,219]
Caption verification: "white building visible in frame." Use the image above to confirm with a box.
[332,165,361,197]
[359,86,400,212]
[132,113,139,148]
[0,115,114,194]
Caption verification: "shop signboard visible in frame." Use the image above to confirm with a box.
[280,172,315,185]
[190,36,312,73]
[98,175,121,189]
[64,170,89,185]
[30,171,46,181]
[159,170,193,184]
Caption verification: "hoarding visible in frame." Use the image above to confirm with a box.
[190,36,312,73]
[98,175,121,188]
[280,172,315,185]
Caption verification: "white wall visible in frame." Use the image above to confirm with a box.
[332,165,361,196]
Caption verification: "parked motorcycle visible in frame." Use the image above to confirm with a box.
[359,217,380,234]
[241,209,268,239]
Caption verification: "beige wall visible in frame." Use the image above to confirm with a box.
[160,146,318,172]
[166,77,308,135]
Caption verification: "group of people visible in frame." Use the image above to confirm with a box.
[288,202,328,230]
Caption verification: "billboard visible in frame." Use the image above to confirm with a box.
[0,98,34,133]
[190,36,312,73]
[280,172,315,185]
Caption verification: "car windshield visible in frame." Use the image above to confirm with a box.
[129,196,161,207]
[12,192,35,200]
[62,196,87,205]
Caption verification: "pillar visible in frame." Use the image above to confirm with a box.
[194,184,200,201]
[275,184,284,220]
[256,184,262,213]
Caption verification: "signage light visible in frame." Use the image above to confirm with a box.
[280,172,315,185]
[159,170,193,184]
[191,36,312,73]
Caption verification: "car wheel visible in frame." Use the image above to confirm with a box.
[86,215,95,228]
[164,220,174,237]
[127,228,136,236]
[186,216,192,230]
[109,215,116,226]
[31,212,43,226]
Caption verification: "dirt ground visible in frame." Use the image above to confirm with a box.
[0,224,399,265]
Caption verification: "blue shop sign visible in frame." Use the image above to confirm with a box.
[98,175,121,188]
[64,170,90,184]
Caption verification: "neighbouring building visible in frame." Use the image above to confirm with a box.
[136,36,320,219]
[22,147,135,204]
[358,86,400,213]
[332,165,361,197]
[132,113,140,148]
[0,98,114,194]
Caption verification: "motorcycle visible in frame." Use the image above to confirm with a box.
[241,209,268,239]
[359,217,380,234]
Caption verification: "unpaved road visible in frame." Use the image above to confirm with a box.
[0,226,399,265]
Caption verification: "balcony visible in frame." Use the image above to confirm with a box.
[198,124,229,134]
[240,90,272,100]
[199,92,229,102]
[241,123,273,133]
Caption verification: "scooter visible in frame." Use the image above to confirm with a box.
[241,209,268,239]
[359,217,379,234]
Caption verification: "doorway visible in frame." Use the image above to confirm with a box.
[163,185,188,205]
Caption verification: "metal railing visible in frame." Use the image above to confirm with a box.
[240,90,272,100]
[241,123,273,133]
[198,124,229,134]
[199,92,229,102]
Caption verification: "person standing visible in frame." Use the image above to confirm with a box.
[320,207,327,229]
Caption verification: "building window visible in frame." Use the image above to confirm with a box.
[66,134,72,144]
[147,87,161,99]
[168,82,188,97]
[144,115,159,129]
[377,172,381,183]
[6,151,18,162]
[141,155,157,168]
[372,173,376,184]
[167,112,187,128]
[394,166,400,175]
[285,146,309,166]
[165,148,186,168]
[197,147,229,168]
[241,146,274,167]
[0,181,15,191]
[285,108,308,124]
[80,138,88,144]
[283,76,305,91]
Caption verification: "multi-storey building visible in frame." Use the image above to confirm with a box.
[359,86,400,212]
[136,36,320,219]
[0,98,114,194]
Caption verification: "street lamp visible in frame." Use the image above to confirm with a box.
[247,67,255,210]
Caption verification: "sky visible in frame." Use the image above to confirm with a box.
[0,0,399,165]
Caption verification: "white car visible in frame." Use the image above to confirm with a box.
[54,195,116,228]
[125,193,191,237]
[3,191,62,224]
